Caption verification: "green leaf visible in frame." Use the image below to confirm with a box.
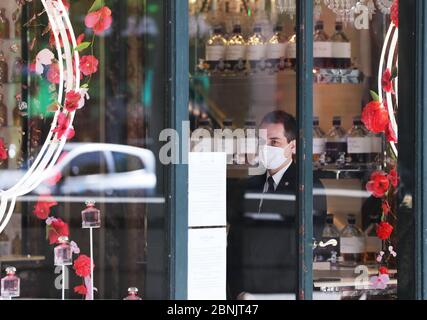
[88,0,104,13]
[75,42,92,52]
[81,83,89,88]
[391,66,398,79]
[370,90,380,102]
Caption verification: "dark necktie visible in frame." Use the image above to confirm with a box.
[267,176,275,193]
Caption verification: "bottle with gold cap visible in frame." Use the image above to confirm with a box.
[0,8,10,39]
[225,23,246,73]
[123,287,143,300]
[0,93,7,128]
[246,25,266,72]
[267,25,287,71]
[0,51,8,84]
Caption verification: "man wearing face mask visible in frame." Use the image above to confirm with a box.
[227,111,327,299]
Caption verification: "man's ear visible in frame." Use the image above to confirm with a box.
[290,140,297,155]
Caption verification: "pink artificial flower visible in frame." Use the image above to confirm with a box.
[369,274,390,290]
[64,90,81,112]
[85,6,113,35]
[47,63,61,84]
[79,55,99,76]
[52,113,75,140]
[0,138,8,161]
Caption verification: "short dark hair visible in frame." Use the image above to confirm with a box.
[260,111,297,142]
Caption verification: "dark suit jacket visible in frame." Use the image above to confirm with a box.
[227,162,327,298]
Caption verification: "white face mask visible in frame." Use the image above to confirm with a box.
[259,145,290,171]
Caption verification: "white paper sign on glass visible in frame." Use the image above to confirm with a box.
[188,228,227,300]
[189,152,227,228]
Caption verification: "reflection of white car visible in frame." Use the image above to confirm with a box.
[0,143,157,196]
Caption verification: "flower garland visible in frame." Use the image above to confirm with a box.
[24,0,112,299]
[362,0,399,290]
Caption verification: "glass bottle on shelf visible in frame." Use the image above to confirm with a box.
[0,51,9,84]
[206,0,222,29]
[81,201,101,229]
[123,287,142,300]
[0,9,10,39]
[0,231,11,256]
[13,95,22,127]
[266,25,287,72]
[340,214,365,265]
[330,21,351,69]
[325,116,347,167]
[313,20,331,69]
[1,267,20,298]
[315,214,341,263]
[347,116,368,166]
[286,26,297,69]
[11,57,23,83]
[54,236,72,266]
[313,117,326,168]
[246,25,266,72]
[205,26,227,73]
[13,9,20,38]
[225,23,246,73]
[365,128,384,170]
[0,93,7,128]
[364,215,383,264]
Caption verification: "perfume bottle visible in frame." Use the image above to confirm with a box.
[1,267,20,298]
[0,9,10,39]
[331,21,351,69]
[0,51,8,84]
[286,26,297,69]
[0,93,7,128]
[313,117,326,167]
[325,116,347,166]
[340,214,365,265]
[246,25,266,72]
[315,214,341,262]
[54,236,72,266]
[313,20,331,69]
[266,25,287,71]
[123,287,142,300]
[205,26,227,72]
[13,8,20,38]
[11,57,23,83]
[81,201,101,229]
[225,24,246,73]
[364,215,383,263]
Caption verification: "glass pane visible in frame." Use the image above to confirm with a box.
[0,0,169,299]
[189,0,300,299]
[312,1,398,300]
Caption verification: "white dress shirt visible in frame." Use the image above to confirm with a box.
[262,161,293,193]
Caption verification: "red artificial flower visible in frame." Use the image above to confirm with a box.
[49,27,73,48]
[64,90,81,112]
[48,218,69,244]
[388,168,399,188]
[47,63,61,84]
[385,121,398,143]
[33,195,58,220]
[379,266,389,275]
[366,171,390,198]
[73,255,94,278]
[85,6,113,35]
[361,101,390,134]
[52,113,75,140]
[382,200,391,215]
[391,0,399,27]
[0,138,8,161]
[74,284,87,295]
[376,221,394,240]
[382,69,395,94]
[79,55,99,76]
